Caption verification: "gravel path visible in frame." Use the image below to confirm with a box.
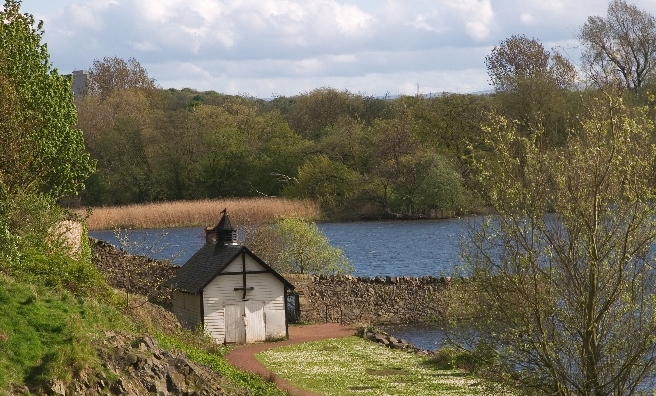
[225,323,356,396]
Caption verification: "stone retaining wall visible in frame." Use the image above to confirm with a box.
[285,274,455,325]
[90,238,461,325]
[90,238,178,306]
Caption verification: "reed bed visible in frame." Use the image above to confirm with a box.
[78,198,320,231]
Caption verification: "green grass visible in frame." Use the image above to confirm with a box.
[0,273,289,395]
[158,335,288,396]
[256,336,485,395]
[0,274,134,393]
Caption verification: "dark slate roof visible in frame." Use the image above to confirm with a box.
[164,243,295,294]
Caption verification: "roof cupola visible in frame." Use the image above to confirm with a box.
[213,208,238,246]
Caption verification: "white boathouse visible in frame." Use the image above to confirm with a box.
[165,210,295,344]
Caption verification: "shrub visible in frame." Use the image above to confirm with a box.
[0,190,108,296]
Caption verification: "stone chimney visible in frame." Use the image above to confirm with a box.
[205,227,217,243]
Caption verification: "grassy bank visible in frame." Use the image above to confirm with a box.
[257,336,493,395]
[0,273,290,395]
[78,197,319,231]
[0,275,130,392]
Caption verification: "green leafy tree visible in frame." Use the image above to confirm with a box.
[76,59,162,205]
[285,88,367,140]
[414,154,467,214]
[249,112,311,196]
[95,117,158,203]
[461,92,656,394]
[0,0,95,199]
[284,155,362,219]
[189,103,256,198]
[316,116,377,173]
[0,0,103,295]
[248,216,352,275]
[371,112,435,216]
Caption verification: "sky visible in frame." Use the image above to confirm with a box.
[20,0,656,98]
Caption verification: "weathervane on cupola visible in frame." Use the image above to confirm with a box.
[213,208,239,247]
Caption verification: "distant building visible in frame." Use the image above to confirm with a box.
[70,70,88,98]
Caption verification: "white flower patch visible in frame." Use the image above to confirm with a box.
[256,336,487,395]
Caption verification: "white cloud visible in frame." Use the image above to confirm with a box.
[135,0,186,23]
[412,10,444,33]
[520,13,535,25]
[292,58,325,76]
[445,0,496,40]
[129,40,160,52]
[20,0,656,98]
[67,1,115,30]
[332,3,375,37]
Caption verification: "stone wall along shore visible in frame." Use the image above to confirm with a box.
[90,238,464,326]
[285,274,457,325]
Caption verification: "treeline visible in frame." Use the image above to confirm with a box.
[74,0,656,221]
[76,71,486,219]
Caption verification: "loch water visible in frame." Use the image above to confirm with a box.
[380,323,450,351]
[89,218,471,278]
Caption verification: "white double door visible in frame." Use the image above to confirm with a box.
[225,301,265,344]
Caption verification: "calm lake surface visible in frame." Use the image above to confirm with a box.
[89,219,471,277]
[89,218,471,278]
[89,218,474,348]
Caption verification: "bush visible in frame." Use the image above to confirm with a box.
[428,347,478,371]
[0,190,108,297]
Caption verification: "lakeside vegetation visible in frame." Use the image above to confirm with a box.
[79,197,319,231]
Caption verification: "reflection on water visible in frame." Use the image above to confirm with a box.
[89,218,473,278]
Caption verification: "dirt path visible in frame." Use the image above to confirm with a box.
[225,323,355,396]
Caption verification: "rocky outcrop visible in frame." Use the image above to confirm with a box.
[359,328,434,356]
[40,332,246,396]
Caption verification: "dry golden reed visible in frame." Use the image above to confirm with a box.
[78,198,319,231]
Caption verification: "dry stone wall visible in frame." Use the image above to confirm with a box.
[90,238,178,306]
[90,238,459,325]
[285,274,454,325]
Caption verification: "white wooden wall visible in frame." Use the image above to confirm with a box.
[202,252,288,343]
[171,291,202,330]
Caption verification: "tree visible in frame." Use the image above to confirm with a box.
[284,154,362,219]
[460,93,656,394]
[0,1,103,296]
[285,88,366,140]
[0,0,95,199]
[486,35,576,145]
[247,216,352,275]
[77,87,160,204]
[486,35,576,92]
[86,56,157,99]
[371,110,436,216]
[95,117,157,203]
[414,154,467,214]
[580,0,656,94]
[249,111,311,196]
